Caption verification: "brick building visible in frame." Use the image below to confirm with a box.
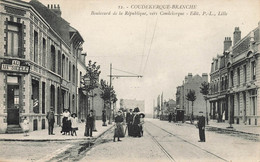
[0,0,86,133]
[176,73,209,117]
[209,22,260,125]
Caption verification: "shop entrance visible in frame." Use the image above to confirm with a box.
[7,84,20,125]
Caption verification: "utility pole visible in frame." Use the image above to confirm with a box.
[108,63,142,124]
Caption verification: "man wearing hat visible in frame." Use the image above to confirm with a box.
[46,108,55,135]
[197,111,206,142]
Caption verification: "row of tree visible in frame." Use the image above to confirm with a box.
[186,81,209,124]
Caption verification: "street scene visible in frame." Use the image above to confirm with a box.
[0,0,260,161]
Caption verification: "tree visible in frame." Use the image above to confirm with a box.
[200,81,209,125]
[186,89,196,124]
[82,60,101,134]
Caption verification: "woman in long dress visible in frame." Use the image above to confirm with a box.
[61,109,71,135]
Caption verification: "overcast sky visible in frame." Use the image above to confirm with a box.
[34,0,259,114]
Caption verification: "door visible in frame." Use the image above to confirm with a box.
[7,85,20,125]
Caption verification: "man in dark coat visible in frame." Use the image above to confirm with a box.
[85,110,94,137]
[168,113,172,122]
[46,108,55,135]
[197,111,206,142]
[126,109,134,136]
[102,110,107,126]
[114,111,124,142]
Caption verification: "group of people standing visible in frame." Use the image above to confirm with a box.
[125,107,145,138]
[46,108,78,136]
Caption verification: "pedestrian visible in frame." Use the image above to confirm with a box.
[168,113,172,122]
[222,111,225,122]
[114,111,124,142]
[139,113,145,136]
[22,116,29,136]
[46,108,55,135]
[102,110,107,126]
[197,111,206,142]
[70,113,78,136]
[126,108,134,136]
[61,109,71,135]
[132,107,141,137]
[85,110,94,137]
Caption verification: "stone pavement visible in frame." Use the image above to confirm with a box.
[0,120,114,141]
[185,119,260,136]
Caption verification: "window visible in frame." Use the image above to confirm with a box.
[34,31,38,63]
[58,51,61,75]
[230,71,234,87]
[69,61,71,81]
[72,65,75,83]
[32,79,39,113]
[237,67,240,85]
[243,65,247,83]
[225,75,228,90]
[50,85,55,111]
[42,82,45,114]
[42,38,46,67]
[252,62,256,80]
[237,93,240,116]
[250,90,257,115]
[51,45,56,72]
[62,55,65,77]
[7,22,21,57]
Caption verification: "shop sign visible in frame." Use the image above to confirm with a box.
[1,60,30,74]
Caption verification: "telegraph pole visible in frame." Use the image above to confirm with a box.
[108,63,142,124]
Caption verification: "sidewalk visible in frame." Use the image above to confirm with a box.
[185,119,260,136]
[0,120,113,141]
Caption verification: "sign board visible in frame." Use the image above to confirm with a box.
[0,60,30,74]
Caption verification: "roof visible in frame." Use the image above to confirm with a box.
[29,0,71,45]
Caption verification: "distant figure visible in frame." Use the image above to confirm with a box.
[70,113,78,136]
[126,109,134,136]
[222,111,225,122]
[114,111,124,142]
[22,116,29,136]
[139,113,145,136]
[85,110,94,137]
[132,107,141,137]
[168,113,172,122]
[197,111,206,142]
[102,110,107,126]
[46,108,55,135]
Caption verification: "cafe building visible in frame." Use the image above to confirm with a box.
[0,0,84,133]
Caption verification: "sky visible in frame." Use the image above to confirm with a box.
[33,0,259,114]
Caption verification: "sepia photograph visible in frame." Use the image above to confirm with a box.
[0,0,259,161]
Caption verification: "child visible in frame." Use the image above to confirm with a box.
[23,116,29,136]
[70,113,78,136]
[139,113,145,136]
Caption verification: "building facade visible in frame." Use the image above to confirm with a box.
[209,23,259,125]
[0,0,85,133]
[176,73,209,117]
[120,98,145,113]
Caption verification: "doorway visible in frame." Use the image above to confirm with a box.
[7,84,20,125]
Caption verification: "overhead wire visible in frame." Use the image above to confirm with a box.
[142,16,158,76]
[139,18,149,74]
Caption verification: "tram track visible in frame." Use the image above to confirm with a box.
[145,121,228,162]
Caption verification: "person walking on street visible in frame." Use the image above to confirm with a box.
[46,108,55,135]
[61,109,71,135]
[126,109,133,136]
[70,113,78,136]
[168,113,172,122]
[85,110,94,137]
[114,111,124,142]
[197,111,206,142]
[139,113,145,136]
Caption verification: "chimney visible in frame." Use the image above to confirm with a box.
[202,73,208,82]
[188,73,192,82]
[48,4,62,17]
[224,37,232,52]
[184,76,188,83]
[233,27,241,45]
